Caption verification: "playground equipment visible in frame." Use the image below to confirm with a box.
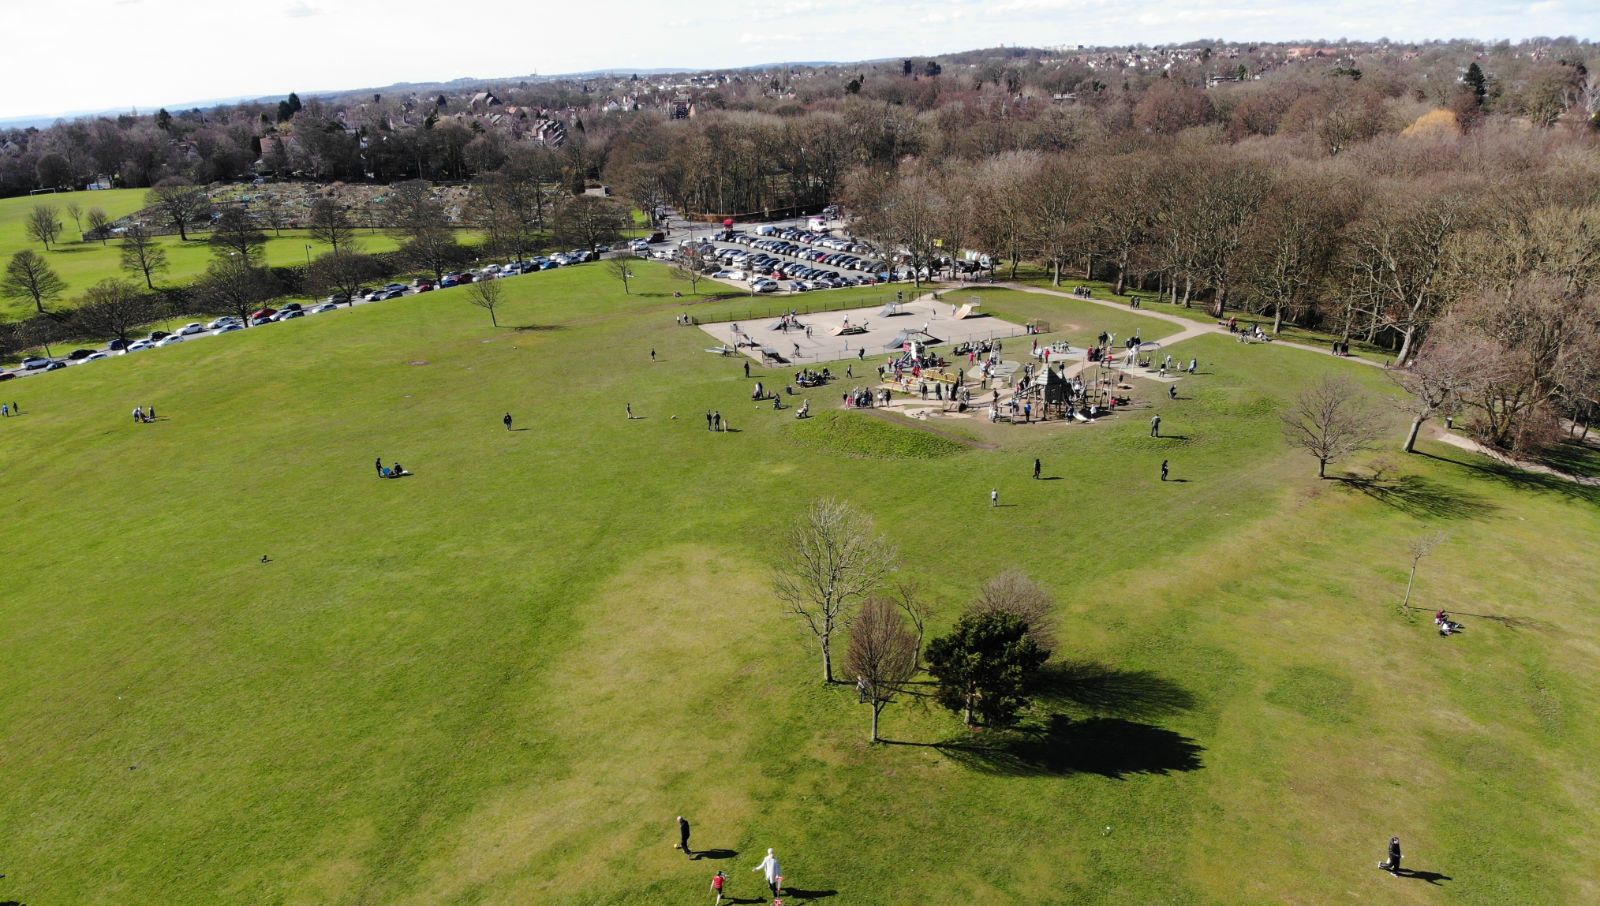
[831,319,868,336]
[879,301,908,317]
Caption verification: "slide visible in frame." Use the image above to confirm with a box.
[879,303,906,317]
[953,304,977,320]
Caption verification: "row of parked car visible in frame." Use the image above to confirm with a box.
[0,245,651,380]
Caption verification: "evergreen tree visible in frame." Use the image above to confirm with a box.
[1463,62,1487,105]
[925,612,1049,728]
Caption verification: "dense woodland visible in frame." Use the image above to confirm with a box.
[3,38,1598,450]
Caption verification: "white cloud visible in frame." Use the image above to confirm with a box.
[284,1,320,17]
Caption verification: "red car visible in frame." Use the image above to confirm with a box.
[250,307,277,321]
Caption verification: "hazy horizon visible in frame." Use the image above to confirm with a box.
[2,0,1595,121]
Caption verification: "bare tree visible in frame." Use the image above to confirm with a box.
[2,250,68,314]
[199,255,278,325]
[467,278,503,327]
[1281,376,1385,478]
[65,201,84,236]
[1402,531,1447,608]
[306,248,376,306]
[208,208,267,264]
[970,569,1057,652]
[845,596,921,742]
[147,179,212,241]
[1392,339,1477,453]
[774,498,898,683]
[604,255,635,294]
[73,279,152,346]
[86,207,112,245]
[551,195,629,257]
[257,193,288,237]
[119,224,170,290]
[25,205,63,250]
[307,198,355,253]
[671,247,707,294]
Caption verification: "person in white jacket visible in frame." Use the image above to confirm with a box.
[752,848,781,896]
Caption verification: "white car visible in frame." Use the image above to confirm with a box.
[174,323,205,336]
[156,335,186,347]
[83,352,111,362]
[713,269,746,281]
[309,302,339,314]
[212,324,244,335]
[126,340,155,352]
[751,279,779,293]
[207,317,240,330]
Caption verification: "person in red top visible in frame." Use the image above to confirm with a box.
[710,870,727,904]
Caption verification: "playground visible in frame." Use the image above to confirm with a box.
[698,295,1027,365]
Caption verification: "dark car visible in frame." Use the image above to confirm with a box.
[44,361,68,371]
[282,302,304,312]
[68,348,97,360]
[0,371,14,381]
[108,338,128,351]
[148,331,171,341]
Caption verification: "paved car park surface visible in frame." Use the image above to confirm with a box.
[698,295,1025,365]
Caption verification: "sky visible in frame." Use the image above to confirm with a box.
[1,0,1595,120]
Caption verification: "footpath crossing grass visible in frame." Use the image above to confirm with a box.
[1,261,1597,904]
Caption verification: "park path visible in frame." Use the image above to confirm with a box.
[995,282,1385,369]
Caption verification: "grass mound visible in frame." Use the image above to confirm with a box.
[788,411,967,459]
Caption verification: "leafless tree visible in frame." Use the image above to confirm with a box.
[257,193,288,237]
[604,255,635,294]
[198,255,277,325]
[208,208,267,264]
[970,569,1057,653]
[467,278,503,327]
[551,195,629,257]
[86,207,112,245]
[25,204,63,250]
[845,595,922,743]
[65,201,84,236]
[2,250,67,314]
[1281,376,1385,478]
[306,248,376,306]
[671,246,709,294]
[1341,188,1474,365]
[774,498,898,684]
[307,198,356,253]
[147,179,212,241]
[73,279,152,346]
[1391,339,1478,453]
[1402,532,1447,608]
[119,223,169,290]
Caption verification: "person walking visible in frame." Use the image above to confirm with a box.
[713,410,722,431]
[651,348,657,362]
[1380,836,1402,874]
[1150,414,1161,437]
[626,403,635,419]
[1161,459,1169,482]
[677,815,693,856]
[707,411,714,431]
[1033,458,1041,480]
[1169,384,1178,400]
[503,412,513,431]
[1,403,7,418]
[990,488,999,507]
[744,361,750,378]
[710,870,728,904]
[375,456,384,476]
[752,849,781,898]
[133,406,143,423]
[1188,358,1197,374]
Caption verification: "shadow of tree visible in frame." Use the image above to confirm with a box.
[932,715,1204,778]
[1338,474,1497,519]
[511,323,567,332]
[1035,661,1198,719]
[1418,451,1600,505]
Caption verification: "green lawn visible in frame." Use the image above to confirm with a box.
[2,261,1597,905]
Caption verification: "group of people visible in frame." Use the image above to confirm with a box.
[676,817,786,904]
[373,457,410,479]
[1,400,18,418]
[794,368,830,387]
[1435,610,1464,636]
[130,405,158,423]
[1330,340,1354,356]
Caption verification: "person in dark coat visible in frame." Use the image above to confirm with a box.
[503,412,513,431]
[678,815,693,856]
[1382,836,1402,874]
[375,456,384,476]
[1161,460,1170,482]
[1033,458,1041,479]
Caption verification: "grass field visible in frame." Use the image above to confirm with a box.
[2,261,1597,905]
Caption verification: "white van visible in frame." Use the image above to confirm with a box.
[754,224,778,236]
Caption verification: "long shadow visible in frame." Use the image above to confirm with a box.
[1338,473,1497,519]
[783,889,838,900]
[931,714,1203,778]
[1036,661,1197,719]
[695,848,738,860]
[1417,450,1600,506]
[1534,439,1600,479]
[1395,868,1452,886]
[511,323,567,332]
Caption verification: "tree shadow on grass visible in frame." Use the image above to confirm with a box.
[1416,450,1600,506]
[511,323,567,332]
[1534,440,1600,479]
[930,714,1203,779]
[1035,661,1198,719]
[1337,473,1497,520]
